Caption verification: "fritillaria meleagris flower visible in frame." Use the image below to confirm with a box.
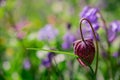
[73,39,95,66]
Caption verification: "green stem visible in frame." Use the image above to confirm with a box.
[27,47,98,79]
[88,65,96,80]
[98,12,114,80]
[98,11,110,47]
[27,48,78,58]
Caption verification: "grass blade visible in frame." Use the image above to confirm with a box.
[26,48,78,58]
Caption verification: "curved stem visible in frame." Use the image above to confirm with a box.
[98,12,114,80]
[98,11,110,47]
[79,20,85,42]
[80,18,99,76]
[88,65,96,80]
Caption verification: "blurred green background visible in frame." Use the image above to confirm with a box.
[0,0,120,80]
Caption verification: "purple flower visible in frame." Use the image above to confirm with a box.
[0,0,6,7]
[62,31,76,49]
[113,52,120,58]
[62,42,71,50]
[110,21,120,32]
[80,6,99,31]
[108,21,120,42]
[23,59,31,70]
[77,29,100,41]
[80,6,90,18]
[42,58,51,68]
[84,31,99,40]
[38,24,58,41]
[108,26,117,42]
[42,52,54,68]
[47,52,54,61]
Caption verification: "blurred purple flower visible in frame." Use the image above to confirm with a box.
[0,0,6,7]
[108,21,120,42]
[23,59,31,70]
[85,30,99,40]
[62,31,76,49]
[47,52,54,61]
[42,58,51,68]
[77,29,100,41]
[108,27,117,42]
[77,6,100,41]
[38,24,58,41]
[80,6,99,31]
[42,52,54,68]
[62,23,76,49]
[110,21,120,32]
[113,52,120,58]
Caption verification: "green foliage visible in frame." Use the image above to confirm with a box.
[0,0,120,80]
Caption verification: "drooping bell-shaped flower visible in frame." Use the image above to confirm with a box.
[73,39,95,66]
[73,18,98,67]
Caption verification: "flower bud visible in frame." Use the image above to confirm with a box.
[73,39,95,66]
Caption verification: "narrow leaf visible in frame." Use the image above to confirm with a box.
[27,48,78,58]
